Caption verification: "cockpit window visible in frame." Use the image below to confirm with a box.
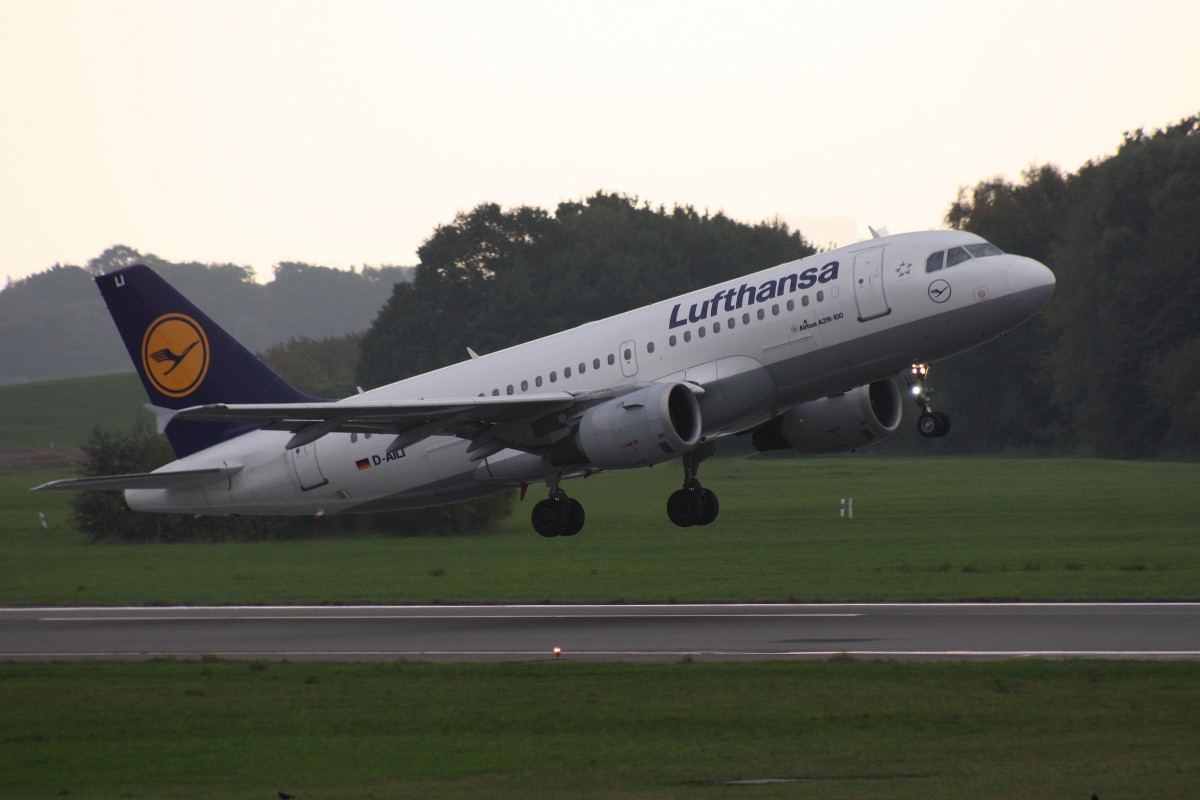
[946,246,971,267]
[926,241,1005,272]
[965,243,1004,258]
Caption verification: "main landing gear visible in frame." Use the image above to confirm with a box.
[529,444,722,537]
[531,487,585,538]
[667,443,719,528]
[907,363,951,438]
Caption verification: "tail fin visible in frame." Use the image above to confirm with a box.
[97,264,318,457]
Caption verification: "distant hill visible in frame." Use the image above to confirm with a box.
[0,246,413,384]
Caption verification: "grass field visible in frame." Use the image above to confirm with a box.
[4,380,1198,799]
[1,659,1196,799]
[5,456,1198,604]
[0,373,144,449]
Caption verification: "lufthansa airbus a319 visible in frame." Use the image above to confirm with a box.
[36,230,1055,537]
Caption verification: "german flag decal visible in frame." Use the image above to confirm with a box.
[355,458,371,471]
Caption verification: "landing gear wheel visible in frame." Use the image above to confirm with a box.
[532,494,586,538]
[532,498,567,537]
[917,411,950,438]
[561,498,585,537]
[667,487,706,528]
[697,488,719,526]
[933,411,951,436]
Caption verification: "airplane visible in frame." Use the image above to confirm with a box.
[35,230,1055,537]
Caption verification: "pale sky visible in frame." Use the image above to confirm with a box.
[2,0,1197,282]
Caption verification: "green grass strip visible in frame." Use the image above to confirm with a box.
[1,659,1196,799]
[6,457,1200,604]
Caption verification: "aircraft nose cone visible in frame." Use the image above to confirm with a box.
[1007,257,1055,315]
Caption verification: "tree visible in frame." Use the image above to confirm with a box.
[945,114,1200,457]
[358,192,814,388]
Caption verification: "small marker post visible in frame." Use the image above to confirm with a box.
[840,498,846,518]
[848,498,854,520]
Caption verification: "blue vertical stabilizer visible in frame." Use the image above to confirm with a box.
[97,265,319,457]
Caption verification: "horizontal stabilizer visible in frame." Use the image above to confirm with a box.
[32,466,242,492]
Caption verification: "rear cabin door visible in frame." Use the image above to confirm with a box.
[852,246,891,322]
[290,444,329,491]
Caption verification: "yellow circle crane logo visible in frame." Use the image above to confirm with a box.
[141,314,210,398]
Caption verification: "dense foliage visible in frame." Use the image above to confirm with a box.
[944,114,1200,458]
[358,192,815,387]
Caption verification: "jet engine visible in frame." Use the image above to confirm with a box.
[751,379,902,454]
[571,382,702,469]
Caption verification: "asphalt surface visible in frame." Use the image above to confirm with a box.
[2,603,1198,662]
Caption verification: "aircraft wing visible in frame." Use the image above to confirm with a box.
[33,466,242,492]
[171,392,583,457]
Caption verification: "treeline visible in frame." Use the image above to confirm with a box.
[0,245,413,384]
[358,192,815,387]
[939,114,1200,459]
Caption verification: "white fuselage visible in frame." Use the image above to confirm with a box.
[127,230,1053,515]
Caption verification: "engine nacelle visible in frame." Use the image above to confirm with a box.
[574,382,702,469]
[752,379,902,454]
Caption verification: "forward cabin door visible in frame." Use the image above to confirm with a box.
[852,246,891,322]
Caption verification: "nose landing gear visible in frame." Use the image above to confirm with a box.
[907,363,950,438]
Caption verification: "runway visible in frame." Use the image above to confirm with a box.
[3,603,1199,662]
